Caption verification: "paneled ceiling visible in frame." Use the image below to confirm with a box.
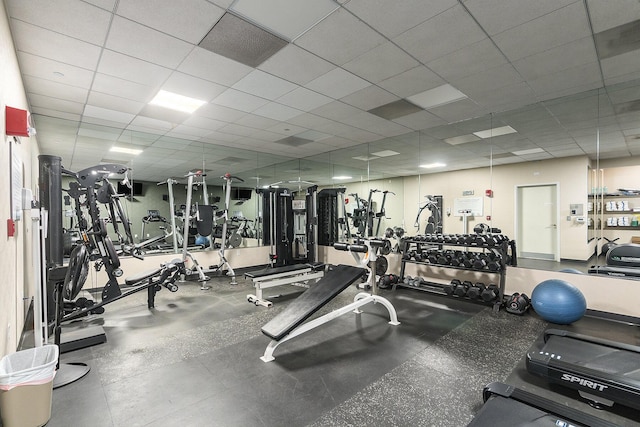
[4,0,640,186]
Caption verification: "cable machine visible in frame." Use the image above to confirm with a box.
[259,185,318,267]
[318,188,351,245]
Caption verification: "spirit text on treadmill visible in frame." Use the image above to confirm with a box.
[560,374,608,391]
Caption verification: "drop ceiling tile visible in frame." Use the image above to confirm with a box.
[161,72,227,103]
[251,129,290,142]
[194,104,247,123]
[343,42,420,84]
[394,5,487,63]
[428,98,488,123]
[492,2,591,62]
[340,86,400,111]
[130,114,180,131]
[137,104,190,124]
[391,110,448,131]
[586,0,640,33]
[601,50,640,81]
[29,93,85,114]
[452,64,523,95]
[253,102,304,121]
[464,0,576,36]
[377,66,445,98]
[11,20,102,70]
[18,52,95,89]
[277,87,333,111]
[116,0,224,44]
[212,89,270,113]
[201,130,243,143]
[98,50,172,87]
[513,37,598,81]
[106,16,192,68]
[310,101,363,122]
[306,68,371,99]
[258,45,336,85]
[334,127,382,143]
[165,125,213,138]
[86,92,144,115]
[233,114,280,130]
[218,123,262,137]
[265,122,309,135]
[284,113,335,133]
[91,73,158,103]
[181,115,228,131]
[295,7,386,66]
[345,0,456,38]
[178,47,253,87]
[426,38,508,82]
[24,76,88,104]
[528,62,602,98]
[232,70,298,101]
[6,0,112,45]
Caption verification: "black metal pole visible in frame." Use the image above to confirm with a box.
[38,155,63,268]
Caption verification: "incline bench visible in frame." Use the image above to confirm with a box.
[260,261,400,362]
[245,263,325,307]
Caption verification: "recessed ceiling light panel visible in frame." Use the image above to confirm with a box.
[371,150,400,157]
[149,90,206,114]
[444,134,480,145]
[420,162,446,169]
[473,125,517,139]
[512,148,545,156]
[332,175,352,180]
[353,155,379,161]
[110,146,143,155]
[406,84,468,110]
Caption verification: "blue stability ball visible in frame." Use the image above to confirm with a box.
[531,279,587,324]
[195,235,209,246]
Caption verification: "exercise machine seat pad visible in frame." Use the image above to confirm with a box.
[261,264,365,341]
[245,263,323,279]
[125,268,162,286]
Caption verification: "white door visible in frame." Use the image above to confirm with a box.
[516,184,559,260]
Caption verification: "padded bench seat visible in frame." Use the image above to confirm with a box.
[261,264,365,341]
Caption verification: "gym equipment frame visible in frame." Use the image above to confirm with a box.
[245,263,325,307]
[259,239,400,362]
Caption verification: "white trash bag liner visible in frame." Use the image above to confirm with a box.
[0,345,58,391]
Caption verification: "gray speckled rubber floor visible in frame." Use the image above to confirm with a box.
[29,271,631,427]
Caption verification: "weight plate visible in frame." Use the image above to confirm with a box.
[369,255,388,276]
[228,232,243,248]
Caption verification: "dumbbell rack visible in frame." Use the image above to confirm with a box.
[393,234,510,312]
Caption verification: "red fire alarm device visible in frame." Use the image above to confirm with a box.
[7,219,15,237]
[485,189,493,198]
[5,106,29,137]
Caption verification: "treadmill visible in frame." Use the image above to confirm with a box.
[526,329,640,410]
[589,243,640,278]
[468,382,617,426]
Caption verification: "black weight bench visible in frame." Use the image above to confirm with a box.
[245,263,325,307]
[260,264,400,362]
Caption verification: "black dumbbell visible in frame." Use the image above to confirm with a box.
[467,282,486,299]
[486,250,502,271]
[410,277,423,287]
[460,252,474,268]
[455,280,472,297]
[403,276,413,286]
[437,251,452,265]
[473,253,488,270]
[402,251,413,261]
[444,279,460,296]
[481,283,500,302]
[449,250,463,267]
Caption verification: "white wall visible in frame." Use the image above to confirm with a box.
[402,156,590,260]
[0,1,39,357]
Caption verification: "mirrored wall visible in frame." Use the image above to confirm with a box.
[40,77,640,271]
